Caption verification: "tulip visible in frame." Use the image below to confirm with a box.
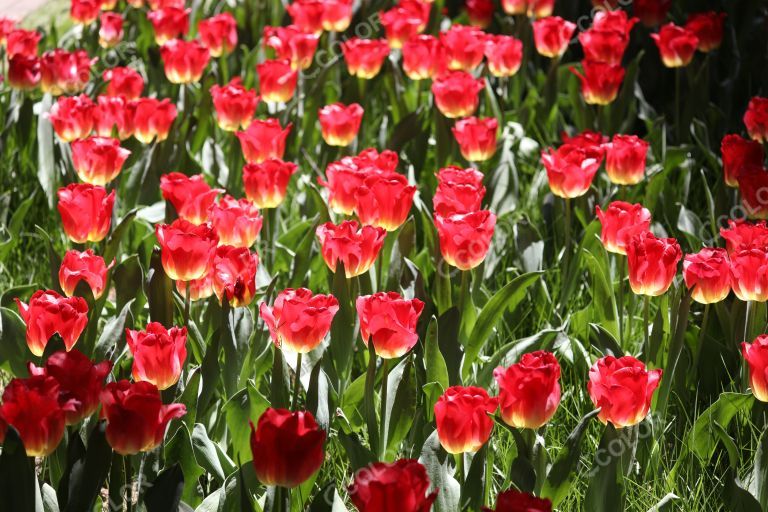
[348,459,438,511]
[729,247,768,302]
[431,71,484,118]
[249,408,326,487]
[592,9,638,34]
[147,7,190,45]
[263,25,319,70]
[210,78,259,132]
[198,12,238,57]
[742,335,768,402]
[0,17,16,44]
[626,231,682,296]
[720,220,768,254]
[257,59,298,103]
[634,0,671,27]
[484,35,523,78]
[322,0,353,32]
[160,172,223,225]
[57,183,115,243]
[595,201,651,255]
[578,28,630,67]
[500,0,525,15]
[100,380,186,455]
[683,248,731,304]
[440,25,486,72]
[380,1,429,49]
[355,173,417,231]
[720,134,764,188]
[133,97,177,143]
[434,386,497,454]
[685,12,726,52]
[315,221,387,277]
[356,292,424,359]
[211,245,259,307]
[260,288,339,353]
[402,34,445,80]
[27,350,112,425]
[562,129,607,148]
[49,94,94,142]
[236,118,292,163]
[40,49,93,95]
[532,16,576,59]
[15,290,89,356]
[243,158,298,208]
[604,134,649,185]
[466,0,493,28]
[483,490,552,512]
[209,195,262,248]
[103,67,143,99]
[744,96,768,144]
[340,38,390,79]
[126,323,187,390]
[452,116,498,162]
[155,219,219,281]
[99,12,124,48]
[148,0,185,8]
[737,165,768,220]
[71,136,131,186]
[588,355,662,428]
[320,162,371,215]
[94,95,136,140]
[651,23,699,68]
[541,143,604,198]
[494,351,561,429]
[5,29,41,58]
[435,210,495,271]
[59,249,114,299]
[70,0,100,25]
[572,60,625,105]
[526,0,554,17]
[318,102,364,147]
[176,273,215,302]
[433,166,485,216]
[160,39,210,84]
[286,0,324,34]
[7,55,41,90]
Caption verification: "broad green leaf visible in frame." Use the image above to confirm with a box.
[687,392,754,462]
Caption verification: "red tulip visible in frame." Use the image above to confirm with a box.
[6,29,41,58]
[588,355,661,428]
[572,60,625,105]
[319,149,400,214]
[236,118,292,163]
[126,323,187,390]
[249,408,326,487]
[484,35,523,77]
[525,0,554,17]
[431,71,484,118]
[683,248,731,304]
[452,116,498,162]
[100,380,186,455]
[500,0,525,15]
[466,0,493,28]
[318,102,364,147]
[257,59,299,103]
[685,12,726,52]
[541,143,604,198]
[7,55,41,90]
[651,23,699,68]
[0,376,74,456]
[742,335,768,402]
[402,34,445,80]
[71,136,131,186]
[494,351,561,429]
[263,25,319,70]
[198,12,238,57]
[744,96,768,144]
[434,210,496,270]
[0,17,16,44]
[634,0,671,27]
[94,95,136,140]
[210,78,259,132]
[483,490,552,512]
[211,245,259,307]
[440,24,486,72]
[720,220,768,254]
[243,158,298,208]
[40,48,93,95]
[49,94,94,142]
[316,220,387,277]
[57,183,115,243]
[434,386,497,454]
[721,134,765,188]
[209,195,262,248]
[260,288,339,353]
[355,172,417,231]
[155,219,218,281]
[578,28,630,66]
[604,134,649,185]
[160,39,210,84]
[148,0,185,9]
[176,272,214,302]
[380,1,429,49]
[101,0,119,10]
[561,129,607,149]
[349,459,438,511]
[99,12,124,48]
[147,7,190,45]
[595,201,651,255]
[70,0,100,25]
[626,231,682,296]
[286,0,324,34]
[27,349,112,425]
[533,16,576,59]
[133,97,177,143]
[356,292,424,359]
[322,0,353,32]
[433,166,485,216]
[592,9,638,34]
[737,165,768,220]
[103,66,144,99]
[59,249,114,299]
[341,37,390,79]
[730,247,768,302]
[160,172,223,225]
[15,290,88,356]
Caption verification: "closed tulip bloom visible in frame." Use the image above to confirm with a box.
[176,272,214,302]
[435,210,496,270]
[433,166,486,216]
[634,0,671,27]
[402,34,445,80]
[742,335,768,402]
[209,195,262,248]
[484,35,523,77]
[210,78,259,132]
[126,323,187,390]
[357,292,424,359]
[99,12,123,48]
[720,220,768,254]
[434,386,497,454]
[341,38,390,79]
[198,12,238,57]
[561,129,607,149]
[40,49,93,95]
[604,134,648,185]
[286,0,324,34]
[147,7,189,45]
[103,67,144,99]
[588,355,662,428]
[27,349,112,425]
[260,288,339,353]
[94,95,136,140]
[100,380,186,455]
[355,172,417,231]
[526,0,554,17]
[211,245,259,307]
[320,161,371,215]
[70,0,100,25]
[15,290,88,356]
[160,39,210,84]
[592,9,638,34]
[440,25,486,72]
[541,143,604,198]
[0,17,15,44]
[572,60,625,105]
[148,0,185,9]
[243,158,298,208]
[626,232,682,296]
[316,221,387,277]
[452,116,498,162]
[483,489,552,512]
[8,55,41,90]
[578,28,630,66]
[380,1,429,49]
[71,136,131,186]
[432,71,484,118]
[494,351,561,429]
[249,408,326,487]
[49,94,94,142]
[236,118,292,163]
[500,0,525,15]
[263,25,319,70]
[133,97,177,143]
[155,219,218,281]
[349,459,438,512]
[533,17,576,59]
[730,247,768,302]
[160,172,222,225]
[721,134,764,188]
[59,249,114,299]
[466,0,493,28]
[6,29,41,58]
[685,11,725,52]
[683,248,731,304]
[651,24,699,68]
[318,102,364,147]
[737,165,768,220]
[595,201,651,255]
[322,0,353,32]
[257,59,298,103]
[57,183,115,243]
[744,97,768,144]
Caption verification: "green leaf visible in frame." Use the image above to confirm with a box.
[584,424,626,512]
[165,425,204,507]
[146,247,174,327]
[748,428,768,509]
[59,421,113,512]
[0,306,32,377]
[0,427,40,512]
[222,383,269,464]
[93,299,134,360]
[36,94,56,209]
[418,431,459,512]
[687,392,754,462]
[191,424,229,483]
[103,209,137,263]
[385,355,416,455]
[144,464,184,512]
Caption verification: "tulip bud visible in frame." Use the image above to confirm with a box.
[440,25,486,72]
[742,335,768,402]
[103,67,144,99]
[604,134,649,185]
[588,355,662,428]
[571,60,625,106]
[533,16,576,58]
[211,245,259,307]
[315,221,387,277]
[57,183,115,244]
[720,220,768,254]
[578,28,630,67]
[286,0,324,34]
[380,1,429,49]
[243,158,298,208]
[71,136,131,186]
[155,219,219,281]
[160,39,210,84]
[494,351,561,429]
[435,210,496,270]
[263,25,319,70]
[49,94,94,142]
[729,247,768,302]
[209,195,262,248]
[720,134,764,188]
[595,201,651,255]
[431,71,484,118]
[160,172,223,225]
[7,55,41,90]
[318,102,364,147]
[626,232,682,296]
[126,323,187,390]
[59,249,114,299]
[40,49,94,96]
[147,7,189,45]
[257,59,299,103]
[684,12,726,52]
[93,95,137,140]
[737,164,768,220]
[434,386,497,454]
[357,292,424,359]
[349,459,438,511]
[15,290,89,356]
[341,38,390,79]
[99,12,124,48]
[70,0,100,25]
[210,78,259,132]
[133,97,177,143]
[236,118,292,163]
[176,272,215,302]
[433,166,485,216]
[634,0,672,27]
[744,97,768,144]
[483,490,552,512]
[322,0,353,32]
[651,23,699,68]
[452,116,498,162]
[260,288,339,353]
[6,28,41,58]
[484,35,523,78]
[683,248,731,304]
[541,143,604,198]
[402,34,445,80]
[355,172,417,231]
[198,12,238,57]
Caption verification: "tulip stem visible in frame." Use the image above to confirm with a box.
[675,68,681,142]
[643,296,651,360]
[379,359,390,459]
[292,352,303,410]
[563,198,572,281]
[617,257,625,347]
[455,452,464,486]
[183,281,191,328]
[692,304,711,380]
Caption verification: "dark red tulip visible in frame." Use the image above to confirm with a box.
[431,70,484,118]
[133,97,177,143]
[541,143,604,198]
[126,323,187,390]
[579,27,630,66]
[402,34,445,80]
[40,48,93,95]
[561,129,607,149]
[211,245,259,307]
[349,459,438,512]
[357,292,424,359]
[99,12,124,48]
[198,12,238,57]
[683,248,731,304]
[721,134,764,188]
[210,78,259,132]
[160,39,210,84]
[466,0,493,28]
[155,219,218,281]
[588,355,662,428]
[452,116,498,162]
[633,0,672,27]
[160,172,222,225]
[484,35,523,78]
[57,183,114,244]
[744,97,768,144]
[494,351,561,429]
[102,66,144,99]
[433,166,485,216]
[434,210,496,270]
[71,136,131,186]
[15,290,89,356]
[341,37,390,79]
[742,335,768,402]
[720,220,768,254]
[605,134,649,185]
[380,1,429,49]
[626,232,682,296]
[318,102,364,147]
[257,59,298,103]
[651,23,699,68]
[209,195,262,248]
[7,54,41,90]
[440,24,486,72]
[595,201,651,255]
[737,164,768,220]
[533,16,576,59]
[147,7,190,45]
[49,94,94,142]
[685,12,726,52]
[355,172,417,231]
[730,247,768,302]
[263,25,319,70]
[260,288,339,353]
[59,249,114,299]
[316,220,387,277]
[243,158,298,208]
[236,118,292,163]
[5,28,41,58]
[434,386,497,453]
[483,490,552,512]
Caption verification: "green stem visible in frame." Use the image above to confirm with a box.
[675,68,681,143]
[379,359,391,460]
[643,296,651,360]
[563,198,572,279]
[692,304,710,380]
[183,280,191,328]
[292,352,302,410]
[617,257,625,347]
[484,447,494,508]
[455,452,464,486]
[364,343,379,453]
[124,455,133,512]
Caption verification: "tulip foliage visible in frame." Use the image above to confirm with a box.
[0,0,768,511]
